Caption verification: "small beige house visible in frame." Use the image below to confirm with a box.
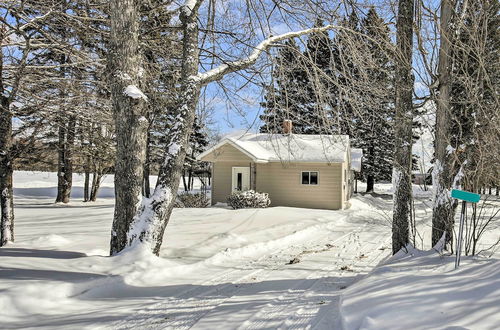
[197,132,362,210]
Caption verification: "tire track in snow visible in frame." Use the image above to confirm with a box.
[109,215,360,329]
[111,217,365,329]
[235,227,390,330]
[187,224,382,329]
[308,235,392,329]
[110,207,391,330]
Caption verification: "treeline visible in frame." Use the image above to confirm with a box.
[260,8,420,192]
[0,0,498,256]
[2,1,209,205]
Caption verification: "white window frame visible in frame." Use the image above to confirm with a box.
[301,171,319,186]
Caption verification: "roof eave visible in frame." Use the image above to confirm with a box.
[267,159,345,164]
[196,138,266,163]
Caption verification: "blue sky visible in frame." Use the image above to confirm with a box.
[3,1,435,137]
[199,0,437,135]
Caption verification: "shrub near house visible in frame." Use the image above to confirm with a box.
[227,190,271,209]
[175,193,210,208]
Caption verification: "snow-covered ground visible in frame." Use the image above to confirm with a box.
[1,171,498,329]
[341,246,500,330]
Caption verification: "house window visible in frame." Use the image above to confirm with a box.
[301,171,318,185]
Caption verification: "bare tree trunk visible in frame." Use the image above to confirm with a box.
[143,164,151,197]
[432,0,458,249]
[90,171,98,201]
[55,49,74,204]
[182,170,188,192]
[84,168,90,202]
[83,152,91,202]
[125,2,201,255]
[366,175,374,193]
[366,144,375,193]
[0,98,14,246]
[56,122,67,202]
[109,0,149,255]
[392,0,415,254]
[188,168,193,191]
[83,133,90,202]
[65,117,76,199]
[143,128,151,198]
[90,170,102,202]
[55,116,76,203]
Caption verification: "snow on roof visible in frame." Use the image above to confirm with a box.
[351,148,363,172]
[198,133,351,163]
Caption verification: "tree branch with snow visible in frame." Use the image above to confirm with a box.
[197,25,339,86]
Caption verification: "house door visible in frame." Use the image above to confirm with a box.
[231,167,250,192]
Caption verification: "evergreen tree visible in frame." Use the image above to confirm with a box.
[259,10,417,194]
[182,117,210,192]
[336,8,417,192]
[333,10,363,137]
[351,7,395,192]
[302,19,338,134]
[260,39,310,134]
[140,0,181,197]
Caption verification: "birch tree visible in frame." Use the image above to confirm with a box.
[0,27,17,246]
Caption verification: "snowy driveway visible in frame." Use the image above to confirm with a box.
[112,205,392,329]
[2,181,393,329]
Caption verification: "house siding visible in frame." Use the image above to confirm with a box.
[200,143,253,163]
[203,142,346,210]
[256,162,343,210]
[341,161,346,208]
[206,144,254,205]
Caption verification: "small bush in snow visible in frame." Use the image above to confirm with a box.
[227,190,271,209]
[175,193,210,208]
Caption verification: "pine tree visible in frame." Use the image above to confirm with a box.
[182,117,209,192]
[302,19,337,134]
[351,7,395,192]
[450,0,499,190]
[17,1,110,203]
[140,0,180,197]
[260,39,310,134]
[333,10,363,137]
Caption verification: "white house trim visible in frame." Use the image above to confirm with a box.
[196,138,269,163]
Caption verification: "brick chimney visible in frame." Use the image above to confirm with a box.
[282,119,293,134]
